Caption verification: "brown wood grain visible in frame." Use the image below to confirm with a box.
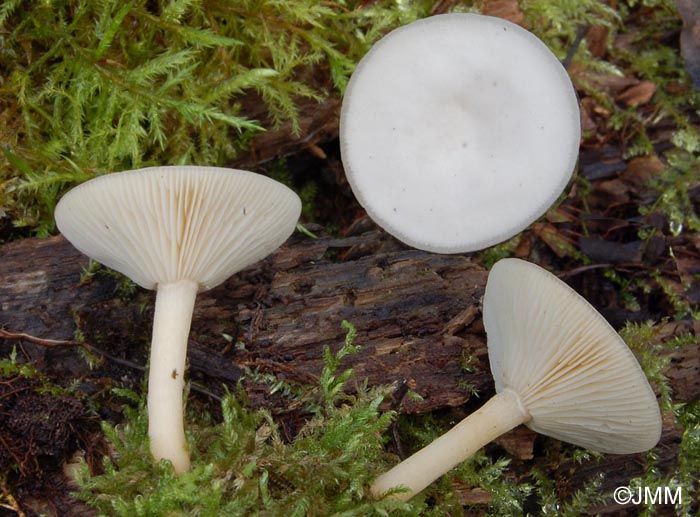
[0,229,490,414]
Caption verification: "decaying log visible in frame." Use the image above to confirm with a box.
[0,228,490,414]
[1,227,697,513]
[2,228,697,408]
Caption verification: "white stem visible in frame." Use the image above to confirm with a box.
[371,389,530,501]
[147,279,198,474]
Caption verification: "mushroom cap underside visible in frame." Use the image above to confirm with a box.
[340,13,581,253]
[55,166,301,291]
[483,258,662,454]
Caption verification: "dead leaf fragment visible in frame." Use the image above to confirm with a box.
[480,0,525,26]
[588,179,631,208]
[666,81,689,95]
[621,155,665,185]
[577,71,637,95]
[532,223,578,258]
[580,98,599,133]
[546,207,576,224]
[579,237,642,264]
[513,234,531,258]
[586,25,609,58]
[616,80,657,106]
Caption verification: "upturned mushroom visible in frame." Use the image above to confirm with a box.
[371,258,662,500]
[340,13,581,253]
[55,166,301,473]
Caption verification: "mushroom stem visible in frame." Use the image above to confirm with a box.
[371,389,530,501]
[147,279,198,474]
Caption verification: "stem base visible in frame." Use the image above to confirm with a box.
[371,389,529,501]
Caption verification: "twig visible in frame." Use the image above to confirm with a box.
[563,25,588,70]
[389,379,410,459]
[0,487,26,517]
[0,328,222,401]
[557,263,613,279]
[242,358,319,385]
[0,329,144,371]
[189,383,222,402]
[0,433,25,476]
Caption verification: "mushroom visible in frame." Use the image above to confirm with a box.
[54,166,301,473]
[340,13,581,253]
[371,258,662,500]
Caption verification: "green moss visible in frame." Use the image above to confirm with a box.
[640,145,700,238]
[0,0,666,237]
[75,322,419,515]
[523,0,619,52]
[603,268,644,312]
[0,347,40,381]
[619,321,675,410]
[615,322,700,515]
[0,0,430,236]
[3,1,698,513]
[453,453,533,516]
[477,235,522,269]
[675,402,700,515]
[79,258,139,302]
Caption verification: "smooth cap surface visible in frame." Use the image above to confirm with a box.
[340,13,581,253]
[483,258,662,454]
[55,166,301,290]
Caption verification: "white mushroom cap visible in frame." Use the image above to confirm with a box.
[340,13,580,253]
[483,258,662,454]
[55,166,301,290]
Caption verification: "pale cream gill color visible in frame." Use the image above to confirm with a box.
[55,166,301,474]
[370,258,661,501]
[54,166,301,290]
[483,258,661,454]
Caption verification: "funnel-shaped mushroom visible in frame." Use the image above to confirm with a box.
[371,258,661,500]
[340,13,580,253]
[55,166,301,473]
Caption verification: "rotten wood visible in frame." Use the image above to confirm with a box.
[0,229,489,414]
[1,228,698,408]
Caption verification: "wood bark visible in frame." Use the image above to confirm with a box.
[1,228,697,514]
[0,228,491,413]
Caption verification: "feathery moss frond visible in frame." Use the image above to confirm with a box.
[74,321,418,515]
[0,0,426,236]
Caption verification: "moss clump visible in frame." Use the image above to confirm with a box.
[0,0,430,236]
[75,322,421,515]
